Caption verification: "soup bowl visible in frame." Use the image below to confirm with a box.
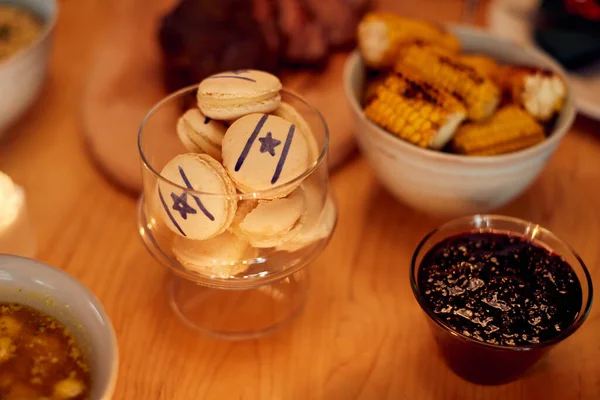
[0,0,57,137]
[0,254,118,399]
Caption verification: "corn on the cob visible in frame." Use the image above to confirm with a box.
[458,54,500,80]
[363,75,386,106]
[451,105,545,156]
[496,66,566,121]
[394,44,500,121]
[358,13,461,69]
[364,73,467,149]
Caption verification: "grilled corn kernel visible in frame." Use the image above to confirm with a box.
[458,54,500,79]
[363,75,386,106]
[452,105,545,156]
[365,73,466,149]
[358,12,461,69]
[394,44,500,121]
[496,66,566,121]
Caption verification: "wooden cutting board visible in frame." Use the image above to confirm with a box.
[80,0,356,194]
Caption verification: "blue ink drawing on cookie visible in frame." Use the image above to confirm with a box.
[208,70,256,83]
[235,114,269,171]
[258,132,281,156]
[178,166,215,221]
[271,125,295,184]
[170,192,197,219]
[158,188,186,236]
[234,114,296,186]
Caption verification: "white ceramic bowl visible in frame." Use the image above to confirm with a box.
[344,26,576,217]
[0,0,57,137]
[0,255,118,399]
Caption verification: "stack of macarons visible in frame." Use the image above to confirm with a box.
[156,70,335,279]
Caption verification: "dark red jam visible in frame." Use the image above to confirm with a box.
[418,232,582,346]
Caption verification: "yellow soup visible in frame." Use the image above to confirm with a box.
[0,5,44,61]
[0,303,91,400]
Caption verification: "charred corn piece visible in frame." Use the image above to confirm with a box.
[364,73,466,149]
[496,66,566,121]
[358,13,461,69]
[452,105,545,156]
[394,44,500,121]
[363,76,386,106]
[458,54,500,80]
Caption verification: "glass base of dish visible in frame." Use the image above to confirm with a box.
[168,270,308,340]
[137,196,319,340]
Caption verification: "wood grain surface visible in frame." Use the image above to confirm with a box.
[1,0,599,399]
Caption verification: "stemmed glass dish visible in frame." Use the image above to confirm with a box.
[137,86,337,340]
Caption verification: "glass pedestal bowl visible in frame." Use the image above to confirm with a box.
[137,86,337,340]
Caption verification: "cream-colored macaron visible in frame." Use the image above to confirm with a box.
[172,232,257,279]
[276,184,337,252]
[222,113,310,195]
[177,108,226,161]
[157,153,237,240]
[230,190,305,248]
[271,102,320,166]
[197,70,282,120]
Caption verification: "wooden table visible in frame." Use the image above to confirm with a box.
[1,0,599,398]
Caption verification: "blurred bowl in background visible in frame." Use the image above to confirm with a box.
[344,26,576,217]
[0,0,57,137]
[0,254,119,399]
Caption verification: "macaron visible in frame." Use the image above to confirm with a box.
[172,232,257,279]
[272,102,320,165]
[276,184,337,252]
[221,113,310,195]
[230,190,305,248]
[197,70,282,120]
[157,153,237,240]
[177,108,226,161]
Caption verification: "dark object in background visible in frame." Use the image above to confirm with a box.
[159,0,370,93]
[159,0,279,93]
[535,0,600,70]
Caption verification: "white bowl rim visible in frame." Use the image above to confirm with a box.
[343,25,577,165]
[0,0,59,67]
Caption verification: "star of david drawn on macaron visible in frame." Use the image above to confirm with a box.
[158,154,238,240]
[170,192,196,219]
[222,113,310,196]
[258,132,281,156]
